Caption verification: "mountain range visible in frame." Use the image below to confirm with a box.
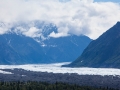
[0,22,91,64]
[68,22,120,68]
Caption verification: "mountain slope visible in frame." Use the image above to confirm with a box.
[43,35,91,62]
[0,33,46,64]
[68,22,120,68]
[0,33,91,64]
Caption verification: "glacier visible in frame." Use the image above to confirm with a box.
[0,62,120,76]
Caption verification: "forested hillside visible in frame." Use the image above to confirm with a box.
[0,81,118,90]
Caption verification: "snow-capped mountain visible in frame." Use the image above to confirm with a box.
[0,21,92,64]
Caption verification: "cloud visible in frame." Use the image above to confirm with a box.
[0,22,12,34]
[23,27,41,38]
[0,0,120,39]
[49,31,69,38]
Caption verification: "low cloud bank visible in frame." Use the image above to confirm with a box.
[0,0,120,39]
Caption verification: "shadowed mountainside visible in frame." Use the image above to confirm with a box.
[68,22,120,68]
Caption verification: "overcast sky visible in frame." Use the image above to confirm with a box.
[0,0,120,39]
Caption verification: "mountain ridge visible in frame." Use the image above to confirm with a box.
[0,22,91,64]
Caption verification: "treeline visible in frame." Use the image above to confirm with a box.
[0,81,118,90]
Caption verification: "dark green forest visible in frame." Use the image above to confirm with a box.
[0,81,118,90]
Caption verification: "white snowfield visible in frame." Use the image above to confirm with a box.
[0,62,120,76]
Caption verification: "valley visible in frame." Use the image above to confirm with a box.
[0,63,120,89]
